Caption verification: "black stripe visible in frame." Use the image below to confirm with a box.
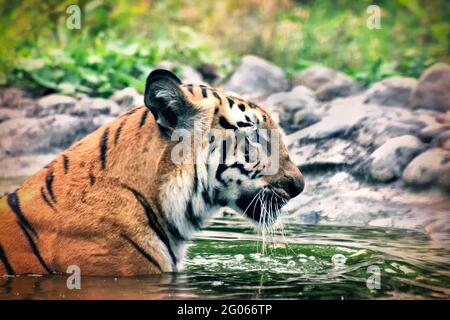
[45,170,57,203]
[237,121,253,128]
[121,184,178,270]
[193,164,199,193]
[121,234,162,272]
[238,104,246,112]
[7,191,37,237]
[114,120,126,145]
[100,127,109,170]
[227,97,234,108]
[17,221,54,274]
[185,200,201,230]
[40,187,55,211]
[89,173,96,186]
[200,85,208,98]
[0,244,15,275]
[63,155,69,174]
[230,162,253,177]
[187,84,194,95]
[139,109,149,127]
[219,117,238,130]
[201,189,213,206]
[212,91,222,103]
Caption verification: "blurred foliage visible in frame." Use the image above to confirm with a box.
[0,0,449,96]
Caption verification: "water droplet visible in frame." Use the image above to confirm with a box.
[212,281,223,287]
[299,258,307,263]
[250,253,261,260]
[331,254,347,267]
[287,261,296,267]
[308,256,316,261]
[234,254,245,261]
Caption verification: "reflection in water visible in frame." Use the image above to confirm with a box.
[1,216,449,299]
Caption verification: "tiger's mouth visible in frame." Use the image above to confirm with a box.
[236,187,289,224]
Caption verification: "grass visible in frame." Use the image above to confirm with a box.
[0,0,448,97]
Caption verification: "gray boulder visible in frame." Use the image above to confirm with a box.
[292,111,322,131]
[29,94,77,117]
[0,108,25,123]
[0,154,56,179]
[111,87,143,109]
[0,87,35,110]
[71,97,121,117]
[356,135,425,182]
[291,138,367,171]
[264,86,318,132]
[402,148,450,190]
[364,77,417,107]
[410,63,450,112]
[287,95,377,145]
[222,55,289,101]
[156,61,204,84]
[355,106,425,148]
[414,113,450,142]
[293,66,359,101]
[431,130,450,150]
[0,115,97,155]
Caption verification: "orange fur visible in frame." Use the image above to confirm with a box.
[0,73,304,276]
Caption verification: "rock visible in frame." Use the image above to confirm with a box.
[355,106,425,148]
[71,97,121,117]
[156,61,204,84]
[29,94,77,117]
[0,154,56,179]
[364,77,417,106]
[197,63,220,84]
[93,115,116,127]
[290,138,367,171]
[436,110,450,124]
[0,108,25,123]
[355,135,425,182]
[431,130,450,150]
[0,87,33,109]
[410,63,450,112]
[414,113,450,142]
[0,115,97,155]
[222,55,289,101]
[293,66,359,101]
[287,95,377,145]
[402,148,450,190]
[264,86,318,132]
[292,111,322,131]
[111,87,143,109]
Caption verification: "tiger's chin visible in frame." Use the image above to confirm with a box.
[235,187,289,224]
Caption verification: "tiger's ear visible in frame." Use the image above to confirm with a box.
[144,69,197,134]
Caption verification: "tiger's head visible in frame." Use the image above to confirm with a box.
[144,69,304,234]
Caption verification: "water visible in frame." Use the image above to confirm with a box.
[1,215,449,300]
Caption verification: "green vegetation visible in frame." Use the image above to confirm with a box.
[1,0,449,97]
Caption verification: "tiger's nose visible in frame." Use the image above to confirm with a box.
[274,171,304,199]
[285,172,304,199]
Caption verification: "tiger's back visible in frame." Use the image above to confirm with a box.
[0,106,174,275]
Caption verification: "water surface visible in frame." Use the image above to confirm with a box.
[1,215,449,300]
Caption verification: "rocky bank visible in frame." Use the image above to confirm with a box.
[1,56,449,238]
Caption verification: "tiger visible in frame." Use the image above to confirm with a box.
[0,69,304,276]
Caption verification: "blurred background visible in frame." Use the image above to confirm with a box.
[1,0,449,96]
[0,0,450,299]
